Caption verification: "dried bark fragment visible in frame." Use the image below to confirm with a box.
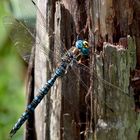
[94,36,138,140]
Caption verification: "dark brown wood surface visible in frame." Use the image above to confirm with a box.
[25,0,140,140]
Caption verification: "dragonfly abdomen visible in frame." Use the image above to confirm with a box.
[10,61,67,137]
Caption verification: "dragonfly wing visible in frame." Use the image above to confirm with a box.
[3,16,36,63]
[3,16,66,66]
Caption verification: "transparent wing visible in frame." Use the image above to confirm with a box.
[3,16,35,62]
[3,16,65,65]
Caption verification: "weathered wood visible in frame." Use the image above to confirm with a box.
[35,0,81,140]
[133,0,140,68]
[53,2,81,140]
[49,3,62,140]
[25,47,37,140]
[35,0,51,140]
[94,36,138,140]
[33,0,140,140]
[89,1,140,139]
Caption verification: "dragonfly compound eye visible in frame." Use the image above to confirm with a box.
[83,41,89,48]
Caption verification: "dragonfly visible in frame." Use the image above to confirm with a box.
[4,0,133,138]
[4,16,92,137]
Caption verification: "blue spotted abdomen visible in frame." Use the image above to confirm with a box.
[10,62,67,137]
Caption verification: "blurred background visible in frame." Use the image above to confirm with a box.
[0,0,36,139]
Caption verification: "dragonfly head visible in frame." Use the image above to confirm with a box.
[75,40,90,64]
[76,40,89,57]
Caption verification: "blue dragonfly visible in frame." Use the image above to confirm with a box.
[4,15,92,137]
[4,1,132,137]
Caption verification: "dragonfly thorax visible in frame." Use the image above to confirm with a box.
[61,40,89,65]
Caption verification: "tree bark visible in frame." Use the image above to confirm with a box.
[32,0,140,140]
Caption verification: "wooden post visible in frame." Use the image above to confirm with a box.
[30,0,140,140]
